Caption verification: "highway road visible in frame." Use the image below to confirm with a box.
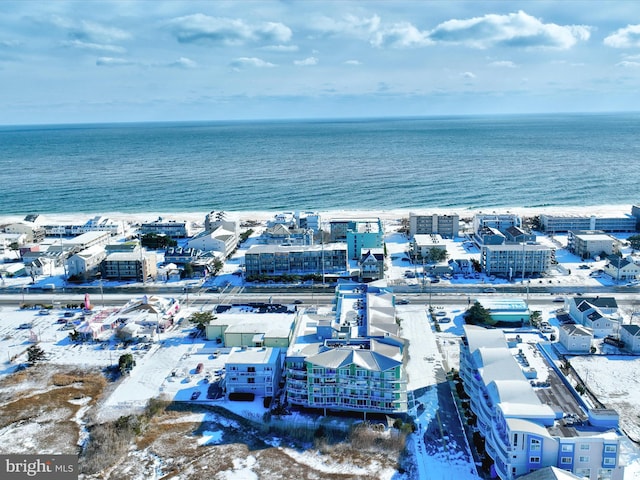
[1,286,639,310]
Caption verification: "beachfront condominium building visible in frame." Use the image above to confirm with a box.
[244,243,348,278]
[411,234,448,260]
[540,214,637,234]
[139,218,194,238]
[225,347,282,399]
[481,243,554,279]
[460,325,625,480]
[472,213,521,235]
[285,283,408,416]
[295,211,321,232]
[329,218,384,259]
[408,213,460,238]
[101,249,157,282]
[567,231,615,259]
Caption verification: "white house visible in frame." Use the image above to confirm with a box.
[558,324,593,353]
[225,347,282,399]
[619,325,640,354]
[66,244,107,280]
[603,256,640,283]
[186,225,238,259]
[567,297,620,338]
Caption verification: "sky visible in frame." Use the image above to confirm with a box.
[1,1,640,125]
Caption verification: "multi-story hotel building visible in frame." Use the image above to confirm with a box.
[460,325,624,480]
[285,283,408,417]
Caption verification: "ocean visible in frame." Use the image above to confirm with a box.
[1,112,638,215]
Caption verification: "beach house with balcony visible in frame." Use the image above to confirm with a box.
[225,347,282,399]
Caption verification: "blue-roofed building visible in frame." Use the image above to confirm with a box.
[476,297,531,326]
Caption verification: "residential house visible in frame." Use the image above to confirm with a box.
[567,297,619,338]
[558,324,593,353]
[225,347,282,399]
[603,255,640,282]
[295,211,321,232]
[460,324,624,480]
[186,224,238,259]
[66,245,107,281]
[408,212,459,238]
[358,249,384,282]
[619,325,640,354]
[3,221,45,243]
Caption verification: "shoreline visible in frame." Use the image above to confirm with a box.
[0,204,635,226]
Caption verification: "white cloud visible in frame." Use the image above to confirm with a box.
[169,14,291,45]
[77,20,131,43]
[462,71,476,79]
[294,56,318,66]
[489,60,517,68]
[427,10,590,49]
[229,57,276,69]
[371,22,431,48]
[604,24,640,48]
[169,57,197,69]
[311,14,380,39]
[95,57,134,67]
[616,60,640,68]
[61,39,126,53]
[344,60,361,66]
[262,44,299,52]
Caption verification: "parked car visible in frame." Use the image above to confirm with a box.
[553,297,565,303]
[196,363,204,374]
[396,298,409,305]
[191,391,201,400]
[483,287,497,293]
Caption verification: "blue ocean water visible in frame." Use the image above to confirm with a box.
[0,113,638,215]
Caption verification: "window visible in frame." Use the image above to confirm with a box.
[513,434,518,446]
[579,456,590,463]
[561,444,573,452]
[603,458,616,466]
[530,439,541,451]
[604,445,617,453]
[580,444,591,451]
[248,378,255,384]
[247,366,256,373]
[575,468,590,478]
[561,457,572,464]
[529,457,540,463]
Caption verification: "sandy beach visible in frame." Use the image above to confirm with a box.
[0,204,635,227]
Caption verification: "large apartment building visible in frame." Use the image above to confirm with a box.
[285,283,408,416]
[329,218,384,260]
[408,213,459,239]
[244,243,348,278]
[481,243,554,278]
[460,325,624,480]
